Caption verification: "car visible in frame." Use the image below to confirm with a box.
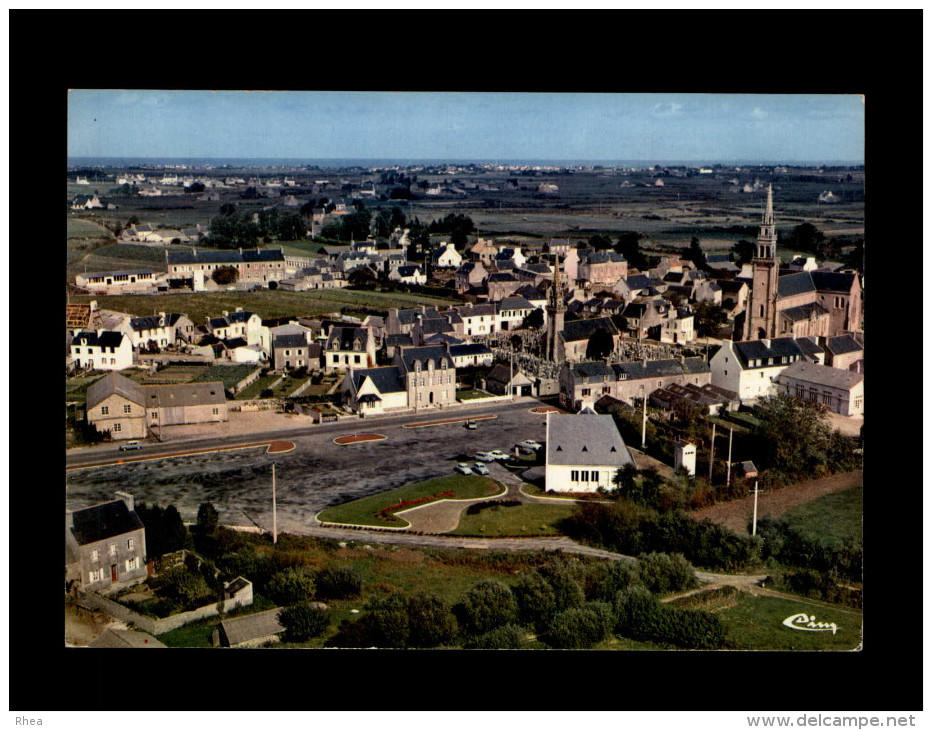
[465,420,478,430]
[518,440,543,452]
[455,463,473,475]
[119,441,142,452]
[488,450,510,461]
[475,452,496,462]
[472,462,490,475]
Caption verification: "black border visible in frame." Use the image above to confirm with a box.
[11,8,919,715]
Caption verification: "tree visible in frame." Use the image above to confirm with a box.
[750,395,833,476]
[544,602,614,649]
[456,579,517,636]
[521,308,545,330]
[585,327,614,359]
[160,566,208,607]
[588,234,613,251]
[782,222,825,255]
[196,502,219,535]
[692,300,728,337]
[466,624,527,649]
[731,239,756,266]
[614,232,649,271]
[315,566,362,599]
[347,266,377,289]
[405,593,458,648]
[279,603,331,643]
[635,552,699,594]
[267,567,316,606]
[185,182,205,193]
[683,236,706,269]
[538,562,586,613]
[212,266,239,286]
[512,570,557,631]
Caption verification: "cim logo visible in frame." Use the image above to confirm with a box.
[782,612,839,635]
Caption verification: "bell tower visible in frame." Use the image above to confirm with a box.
[546,254,566,363]
[743,184,780,340]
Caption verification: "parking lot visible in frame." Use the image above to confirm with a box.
[65,401,550,535]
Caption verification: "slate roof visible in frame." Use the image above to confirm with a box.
[418,318,454,335]
[521,263,553,274]
[273,333,309,348]
[584,250,626,265]
[499,296,534,312]
[625,274,653,291]
[777,272,817,298]
[795,337,826,359]
[611,357,709,380]
[71,330,126,349]
[397,345,453,372]
[810,270,858,293]
[546,413,634,468]
[733,338,805,369]
[70,499,144,546]
[780,302,829,322]
[143,382,226,408]
[385,334,414,348]
[130,314,184,331]
[86,372,145,409]
[561,317,619,343]
[327,326,371,351]
[776,360,864,390]
[396,265,423,277]
[167,249,285,265]
[219,608,285,647]
[514,284,546,301]
[825,334,864,356]
[89,629,166,648]
[352,366,406,394]
[449,343,492,358]
[488,272,518,282]
[458,303,497,318]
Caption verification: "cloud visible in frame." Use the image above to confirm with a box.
[750,107,767,120]
[652,102,685,118]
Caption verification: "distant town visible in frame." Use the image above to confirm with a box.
[65,160,863,651]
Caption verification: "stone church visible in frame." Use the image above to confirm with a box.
[742,185,862,341]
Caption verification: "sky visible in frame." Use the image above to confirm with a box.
[67,90,865,164]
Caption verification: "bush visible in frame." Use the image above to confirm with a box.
[537,562,586,613]
[545,602,614,649]
[512,570,557,632]
[279,603,330,643]
[158,567,210,608]
[267,568,316,606]
[315,566,362,600]
[456,579,517,636]
[405,593,459,648]
[466,624,527,649]
[635,553,699,595]
[612,586,725,649]
[584,560,642,603]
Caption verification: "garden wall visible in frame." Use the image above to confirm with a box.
[81,578,254,635]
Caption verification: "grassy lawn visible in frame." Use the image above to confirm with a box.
[235,373,283,400]
[68,218,113,239]
[317,475,502,527]
[719,592,861,651]
[780,484,862,547]
[273,375,311,397]
[65,372,108,403]
[69,287,460,324]
[456,388,494,401]
[449,501,575,537]
[191,364,261,390]
[157,593,278,648]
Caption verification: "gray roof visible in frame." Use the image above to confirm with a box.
[780,302,829,323]
[70,499,144,546]
[488,272,518,282]
[167,248,285,265]
[810,270,858,293]
[130,313,185,331]
[611,357,709,380]
[89,629,166,648]
[385,334,414,347]
[499,296,534,311]
[273,333,310,348]
[776,360,864,390]
[449,343,492,357]
[71,330,125,349]
[546,413,634,468]
[562,317,619,343]
[86,372,145,409]
[625,274,653,291]
[733,338,805,369]
[352,366,406,394]
[327,326,371,351]
[795,336,826,358]
[396,265,423,277]
[142,382,227,408]
[825,334,864,356]
[397,345,453,373]
[219,608,285,647]
[584,250,626,265]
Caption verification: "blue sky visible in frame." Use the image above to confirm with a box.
[67,90,865,163]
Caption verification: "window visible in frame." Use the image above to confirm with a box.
[571,470,579,481]
[108,544,117,557]
[853,396,863,409]
[90,569,101,582]
[581,388,591,396]
[90,549,99,562]
[151,411,158,419]
[285,350,291,356]
[113,423,122,432]
[591,471,599,481]
[581,472,589,482]
[124,404,132,413]
[213,408,219,415]
[354,355,361,364]
[125,557,138,571]
[101,406,109,415]
[127,538,135,550]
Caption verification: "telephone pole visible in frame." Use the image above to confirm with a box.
[641,393,648,449]
[725,426,734,487]
[751,479,760,537]
[708,421,716,484]
[271,462,278,544]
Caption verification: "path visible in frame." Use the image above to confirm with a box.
[690,470,862,534]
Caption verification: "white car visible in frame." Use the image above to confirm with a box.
[475,452,496,463]
[518,440,543,452]
[488,450,510,461]
[455,462,473,475]
[472,462,490,475]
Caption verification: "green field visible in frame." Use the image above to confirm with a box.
[718,592,861,651]
[69,288,459,324]
[450,501,575,537]
[780,484,862,547]
[235,373,284,400]
[67,218,113,239]
[191,364,262,390]
[317,475,503,527]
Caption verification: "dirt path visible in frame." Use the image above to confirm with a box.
[690,470,862,534]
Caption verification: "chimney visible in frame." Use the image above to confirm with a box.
[66,509,74,531]
[159,311,166,327]
[192,247,197,259]
[115,491,135,513]
[90,300,98,312]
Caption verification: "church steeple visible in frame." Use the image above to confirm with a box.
[757,184,777,259]
[546,254,566,363]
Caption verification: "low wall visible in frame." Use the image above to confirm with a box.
[82,578,253,635]
[457,394,514,408]
[232,399,280,412]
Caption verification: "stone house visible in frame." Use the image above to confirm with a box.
[166,248,288,285]
[775,360,864,416]
[577,250,629,288]
[206,309,269,351]
[823,333,864,372]
[454,261,489,293]
[66,492,147,592]
[75,269,166,295]
[558,317,620,363]
[393,345,457,409]
[128,313,196,350]
[431,243,462,269]
[486,272,522,301]
[324,326,377,372]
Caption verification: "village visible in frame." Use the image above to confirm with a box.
[65,160,864,652]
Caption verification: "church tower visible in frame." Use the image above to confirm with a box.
[743,184,780,340]
[546,254,566,363]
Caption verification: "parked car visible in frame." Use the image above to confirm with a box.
[119,441,142,452]
[475,452,495,462]
[455,462,473,475]
[465,420,478,430]
[472,462,490,475]
[518,440,543,452]
[488,450,510,461]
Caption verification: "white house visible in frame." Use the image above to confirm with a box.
[431,243,462,269]
[447,343,495,369]
[127,313,195,350]
[709,338,811,403]
[389,265,427,286]
[544,411,635,493]
[206,309,269,351]
[70,330,135,371]
[341,366,409,415]
[456,303,498,336]
[774,360,864,417]
[497,296,537,331]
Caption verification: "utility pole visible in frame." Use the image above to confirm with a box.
[641,392,647,449]
[726,426,734,487]
[751,479,760,537]
[272,462,278,545]
[708,421,716,484]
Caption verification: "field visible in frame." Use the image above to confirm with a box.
[317,474,502,527]
[779,484,862,547]
[449,501,575,537]
[68,287,460,323]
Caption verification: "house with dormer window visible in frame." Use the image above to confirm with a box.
[393,344,457,408]
[324,326,376,372]
[70,330,134,371]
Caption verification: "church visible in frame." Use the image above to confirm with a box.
[741,185,862,341]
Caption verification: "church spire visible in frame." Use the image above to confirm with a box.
[763,183,774,226]
[756,183,777,259]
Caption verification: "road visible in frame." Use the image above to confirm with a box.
[65,397,554,532]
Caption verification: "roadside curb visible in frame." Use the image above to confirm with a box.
[65,440,296,471]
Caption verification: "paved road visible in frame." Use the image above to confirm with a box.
[65,398,554,531]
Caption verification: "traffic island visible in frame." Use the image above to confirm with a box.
[402,414,497,429]
[333,433,388,446]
